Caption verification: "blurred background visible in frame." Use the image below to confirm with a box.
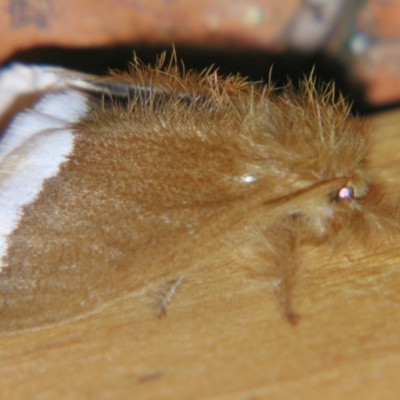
[1,0,399,114]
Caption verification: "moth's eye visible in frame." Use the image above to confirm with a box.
[336,186,354,201]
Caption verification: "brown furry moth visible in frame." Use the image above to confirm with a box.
[0,54,398,331]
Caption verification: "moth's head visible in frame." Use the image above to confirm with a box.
[236,78,399,244]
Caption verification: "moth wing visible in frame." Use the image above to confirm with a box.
[0,64,95,268]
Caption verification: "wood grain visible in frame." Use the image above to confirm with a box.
[1,110,400,399]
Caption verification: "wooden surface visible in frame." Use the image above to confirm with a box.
[1,110,400,399]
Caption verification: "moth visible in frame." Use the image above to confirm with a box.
[0,54,398,332]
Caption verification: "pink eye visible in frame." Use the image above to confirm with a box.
[337,186,354,200]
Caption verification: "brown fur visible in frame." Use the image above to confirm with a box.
[1,56,398,331]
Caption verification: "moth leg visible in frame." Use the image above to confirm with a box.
[151,275,185,318]
[274,256,300,325]
[260,226,300,324]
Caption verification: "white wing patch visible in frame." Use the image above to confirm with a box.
[0,64,89,269]
[0,63,79,117]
